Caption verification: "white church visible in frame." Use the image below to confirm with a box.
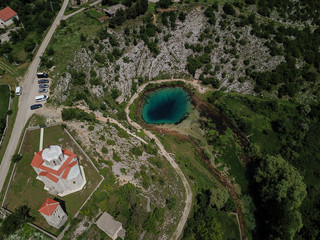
[31,145,86,196]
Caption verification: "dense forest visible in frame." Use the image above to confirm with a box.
[209,91,320,240]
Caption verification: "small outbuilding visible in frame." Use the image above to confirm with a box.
[104,4,126,17]
[38,198,68,229]
[96,212,126,240]
[0,7,18,28]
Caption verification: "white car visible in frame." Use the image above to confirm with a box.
[35,95,49,102]
[15,86,22,96]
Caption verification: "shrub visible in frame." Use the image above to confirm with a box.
[113,152,122,162]
[147,157,163,169]
[61,108,95,122]
[80,33,86,42]
[71,70,86,85]
[166,196,177,210]
[11,154,22,163]
[94,53,106,64]
[47,47,55,56]
[131,146,143,156]
[102,146,108,154]
[223,3,236,16]
[107,139,116,145]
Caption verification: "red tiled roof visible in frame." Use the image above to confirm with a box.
[31,150,44,167]
[38,198,59,216]
[39,171,59,183]
[31,149,76,177]
[0,7,17,22]
[62,161,78,179]
[63,149,76,158]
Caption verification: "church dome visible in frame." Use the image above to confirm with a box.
[42,145,63,162]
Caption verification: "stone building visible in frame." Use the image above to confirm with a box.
[96,212,126,240]
[38,198,68,229]
[31,145,85,196]
[104,4,126,17]
[0,7,18,28]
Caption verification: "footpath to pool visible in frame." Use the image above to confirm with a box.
[124,78,209,240]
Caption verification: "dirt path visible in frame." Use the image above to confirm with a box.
[125,79,198,240]
[0,0,69,194]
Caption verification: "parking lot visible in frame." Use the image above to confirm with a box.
[28,72,50,110]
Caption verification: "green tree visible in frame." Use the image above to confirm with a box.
[254,155,307,239]
[156,0,171,9]
[0,205,34,236]
[196,217,223,240]
[210,188,229,210]
[223,3,235,16]
[255,155,306,209]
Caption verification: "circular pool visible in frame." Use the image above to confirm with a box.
[142,87,191,124]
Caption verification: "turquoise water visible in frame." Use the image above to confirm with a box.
[142,87,191,124]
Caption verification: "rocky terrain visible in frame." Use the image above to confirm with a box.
[51,6,284,104]
[66,117,185,238]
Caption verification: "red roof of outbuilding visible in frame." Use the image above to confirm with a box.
[38,198,59,216]
[0,7,17,22]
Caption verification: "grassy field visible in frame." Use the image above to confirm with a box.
[212,92,296,155]
[4,125,101,235]
[86,9,104,19]
[214,211,241,240]
[161,134,220,193]
[160,134,241,239]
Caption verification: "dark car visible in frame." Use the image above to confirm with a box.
[38,88,48,93]
[30,104,42,110]
[38,79,49,84]
[37,73,48,78]
[39,84,49,88]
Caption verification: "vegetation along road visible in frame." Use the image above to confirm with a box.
[0,0,69,193]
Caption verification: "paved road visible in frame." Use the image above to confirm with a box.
[0,0,69,194]
[124,79,208,240]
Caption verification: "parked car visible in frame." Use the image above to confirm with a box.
[38,88,48,93]
[38,79,49,84]
[15,86,22,96]
[35,95,49,102]
[37,72,48,78]
[30,104,42,110]
[39,84,49,88]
